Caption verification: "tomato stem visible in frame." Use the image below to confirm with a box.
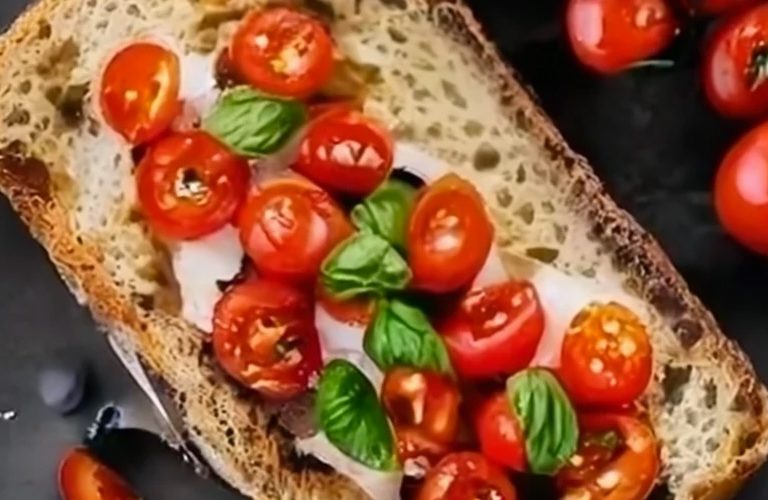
[748,44,768,91]
[626,59,676,71]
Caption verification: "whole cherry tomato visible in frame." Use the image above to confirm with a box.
[417,452,517,500]
[474,393,527,472]
[59,448,138,500]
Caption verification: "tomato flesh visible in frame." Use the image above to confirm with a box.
[474,393,527,472]
[417,452,517,500]
[59,448,138,500]
[212,280,322,399]
[408,174,493,293]
[558,302,652,408]
[230,8,334,97]
[439,280,544,379]
[100,42,180,144]
[566,0,678,74]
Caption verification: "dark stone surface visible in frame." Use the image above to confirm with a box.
[1,0,768,498]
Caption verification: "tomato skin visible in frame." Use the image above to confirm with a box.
[682,0,760,15]
[408,174,494,293]
[294,109,394,196]
[59,448,138,500]
[316,284,375,326]
[439,280,544,380]
[474,393,527,472]
[230,8,334,97]
[417,452,517,500]
[239,177,353,283]
[566,0,678,74]
[715,122,768,255]
[557,413,660,500]
[703,4,768,119]
[212,280,322,399]
[100,42,181,145]
[136,131,250,240]
[558,302,652,408]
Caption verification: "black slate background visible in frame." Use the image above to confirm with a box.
[2,0,768,498]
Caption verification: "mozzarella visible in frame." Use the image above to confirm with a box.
[393,142,447,181]
[178,51,218,104]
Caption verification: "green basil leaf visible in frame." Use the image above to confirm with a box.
[316,359,397,470]
[506,368,579,475]
[202,86,306,157]
[351,180,416,251]
[321,233,411,300]
[364,299,453,376]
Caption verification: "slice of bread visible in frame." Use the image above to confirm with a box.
[1,0,766,498]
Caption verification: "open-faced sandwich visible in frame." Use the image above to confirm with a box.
[1,0,768,499]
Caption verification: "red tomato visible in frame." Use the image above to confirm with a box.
[715,122,768,255]
[317,284,375,326]
[100,42,181,144]
[703,4,768,119]
[230,8,334,97]
[135,131,250,240]
[239,177,353,282]
[559,302,652,408]
[682,0,759,16]
[294,109,394,196]
[408,174,493,293]
[417,452,517,500]
[439,280,544,379]
[566,0,679,74]
[474,393,527,472]
[381,368,461,465]
[59,448,138,500]
[557,413,660,500]
[212,280,322,399]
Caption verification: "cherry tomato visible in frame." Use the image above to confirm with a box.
[59,448,138,500]
[212,280,322,399]
[559,302,652,408]
[474,393,527,472]
[557,413,660,500]
[439,280,544,379]
[239,177,353,282]
[417,452,517,500]
[135,131,250,240]
[408,174,493,293]
[293,109,394,196]
[703,4,768,119]
[316,284,375,326]
[715,122,768,255]
[230,7,334,97]
[381,368,461,465]
[566,0,679,74]
[100,42,181,144]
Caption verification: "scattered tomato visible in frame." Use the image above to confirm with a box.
[474,393,527,472]
[58,448,138,500]
[566,0,679,74]
[681,0,760,16]
[316,284,376,326]
[559,302,653,408]
[230,8,334,97]
[212,280,322,399]
[408,174,493,293]
[417,452,518,500]
[100,42,180,145]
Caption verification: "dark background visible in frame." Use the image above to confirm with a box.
[2,0,768,498]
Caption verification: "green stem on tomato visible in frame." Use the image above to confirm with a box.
[748,44,768,91]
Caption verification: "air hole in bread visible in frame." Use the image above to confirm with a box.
[662,364,692,406]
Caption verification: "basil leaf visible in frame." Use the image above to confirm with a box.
[202,86,306,157]
[316,359,397,470]
[321,233,411,300]
[506,368,578,475]
[364,299,453,376]
[351,180,416,251]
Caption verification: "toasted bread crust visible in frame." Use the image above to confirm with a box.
[1,0,767,499]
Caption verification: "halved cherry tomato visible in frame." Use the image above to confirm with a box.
[100,42,180,144]
[439,280,544,379]
[566,0,679,74]
[417,452,517,500]
[59,448,138,500]
[474,393,527,472]
[703,4,768,119]
[239,177,353,282]
[316,284,375,326]
[230,8,334,97]
[714,122,768,255]
[681,0,760,15]
[212,280,322,399]
[293,109,394,196]
[381,368,461,465]
[136,131,250,240]
[558,302,652,408]
[408,174,493,293]
[557,413,660,500]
